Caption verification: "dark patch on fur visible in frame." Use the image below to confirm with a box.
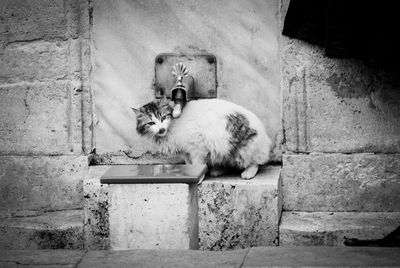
[226,112,257,158]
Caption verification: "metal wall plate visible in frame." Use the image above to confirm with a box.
[155,53,217,99]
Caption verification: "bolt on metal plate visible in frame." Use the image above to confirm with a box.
[155,53,217,99]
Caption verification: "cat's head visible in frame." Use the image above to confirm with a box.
[131,96,173,139]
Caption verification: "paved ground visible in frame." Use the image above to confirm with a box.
[0,247,399,267]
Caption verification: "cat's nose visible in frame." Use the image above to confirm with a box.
[158,128,165,134]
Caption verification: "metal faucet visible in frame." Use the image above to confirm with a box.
[171,63,194,118]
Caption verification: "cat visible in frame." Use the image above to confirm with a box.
[131,96,272,180]
[344,226,400,247]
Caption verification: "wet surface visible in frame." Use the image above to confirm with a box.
[100,164,208,184]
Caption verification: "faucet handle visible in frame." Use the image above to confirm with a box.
[172,62,189,82]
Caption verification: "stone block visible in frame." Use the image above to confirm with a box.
[282,153,400,211]
[0,40,81,83]
[281,37,400,153]
[198,166,281,250]
[0,209,84,250]
[279,211,400,246]
[0,0,79,43]
[0,81,82,154]
[108,183,198,250]
[0,156,88,216]
[83,166,110,250]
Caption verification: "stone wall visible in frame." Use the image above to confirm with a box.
[279,0,400,212]
[0,0,92,216]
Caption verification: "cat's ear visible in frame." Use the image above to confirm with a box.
[131,107,140,116]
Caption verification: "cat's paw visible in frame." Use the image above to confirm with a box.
[241,165,258,180]
[209,167,225,177]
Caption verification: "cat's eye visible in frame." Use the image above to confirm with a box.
[147,122,156,126]
[161,114,171,121]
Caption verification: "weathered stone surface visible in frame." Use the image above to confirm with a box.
[0,209,84,250]
[0,250,85,267]
[281,36,400,153]
[0,81,82,154]
[0,40,81,83]
[109,183,198,250]
[0,156,88,215]
[0,0,79,43]
[79,249,248,268]
[243,246,400,267]
[83,166,110,250]
[3,247,400,267]
[282,153,400,211]
[280,211,400,246]
[93,0,282,161]
[198,166,281,250]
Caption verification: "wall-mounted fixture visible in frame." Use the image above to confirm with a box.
[155,53,217,117]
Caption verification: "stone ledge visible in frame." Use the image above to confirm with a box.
[282,153,400,212]
[280,211,400,246]
[0,209,84,250]
[243,246,400,267]
[85,165,282,250]
[198,166,282,250]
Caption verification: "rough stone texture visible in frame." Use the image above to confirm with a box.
[83,166,110,250]
[243,247,400,267]
[78,0,94,154]
[0,156,88,216]
[79,249,248,268]
[0,209,84,250]
[109,183,198,250]
[281,36,400,153]
[0,40,81,84]
[0,81,82,154]
[282,153,400,212]
[93,0,282,161]
[280,211,400,246]
[0,0,79,43]
[0,250,85,267]
[2,248,400,267]
[198,166,281,250]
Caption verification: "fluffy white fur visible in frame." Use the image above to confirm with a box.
[147,98,272,180]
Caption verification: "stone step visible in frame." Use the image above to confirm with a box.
[280,211,400,246]
[0,209,84,250]
[282,153,400,212]
[84,165,282,250]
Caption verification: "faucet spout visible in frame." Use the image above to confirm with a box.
[172,87,186,118]
[171,63,193,118]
